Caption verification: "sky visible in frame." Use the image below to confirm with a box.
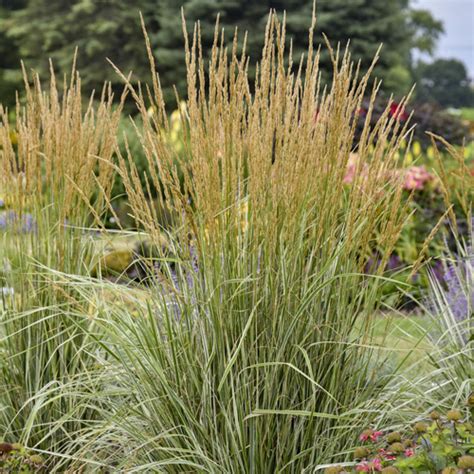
[414,0,474,77]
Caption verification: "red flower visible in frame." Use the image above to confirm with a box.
[389,102,408,121]
[405,448,415,457]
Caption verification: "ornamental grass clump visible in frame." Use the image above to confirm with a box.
[0,60,124,464]
[73,10,419,472]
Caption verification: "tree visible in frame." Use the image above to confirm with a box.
[5,0,156,102]
[1,0,443,107]
[0,0,27,107]
[414,59,474,108]
[150,0,444,101]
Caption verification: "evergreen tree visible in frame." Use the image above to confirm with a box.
[153,0,443,101]
[1,0,443,106]
[5,0,155,99]
[0,0,27,107]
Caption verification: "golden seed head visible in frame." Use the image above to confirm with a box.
[413,422,428,433]
[389,442,404,453]
[457,455,474,470]
[354,447,369,459]
[386,431,401,443]
[446,409,462,422]
[441,468,457,474]
[467,393,474,407]
[402,439,413,448]
[29,454,44,465]
[324,467,343,474]
[381,468,400,474]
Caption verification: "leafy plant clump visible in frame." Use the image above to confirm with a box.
[0,442,46,473]
[69,7,424,472]
[0,5,470,473]
[325,398,474,473]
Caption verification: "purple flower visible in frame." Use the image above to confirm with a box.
[441,253,474,322]
[364,252,402,274]
[428,220,474,333]
[0,211,36,233]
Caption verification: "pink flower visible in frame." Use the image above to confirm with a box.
[359,429,373,442]
[356,462,371,472]
[405,448,415,457]
[372,458,383,471]
[371,431,383,442]
[379,448,396,461]
[356,458,383,472]
[402,166,434,191]
[359,428,383,443]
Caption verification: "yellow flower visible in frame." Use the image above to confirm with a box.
[412,141,421,156]
[170,130,179,143]
[170,109,181,123]
[9,130,18,145]
[426,145,435,160]
[172,119,182,132]
[178,100,187,114]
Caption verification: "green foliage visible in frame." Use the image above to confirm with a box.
[0,442,45,473]
[414,59,474,109]
[408,8,444,56]
[153,0,443,101]
[325,401,474,473]
[0,1,26,107]
[460,108,474,122]
[384,65,413,98]
[5,0,152,104]
[0,60,122,469]
[0,8,470,473]
[354,96,471,148]
[1,0,443,104]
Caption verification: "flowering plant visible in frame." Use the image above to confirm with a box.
[0,442,45,472]
[324,399,474,473]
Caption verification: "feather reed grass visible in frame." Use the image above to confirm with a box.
[0,60,124,464]
[66,11,421,472]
